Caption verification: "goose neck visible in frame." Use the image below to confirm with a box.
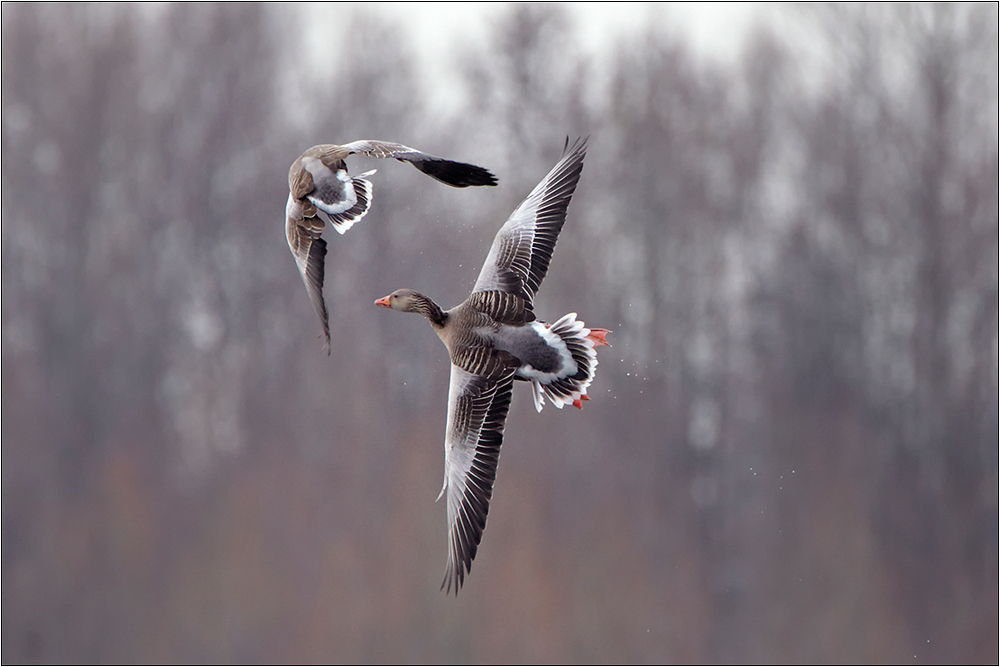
[415,294,447,327]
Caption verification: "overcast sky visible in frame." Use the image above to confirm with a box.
[349,2,763,62]
[302,2,774,119]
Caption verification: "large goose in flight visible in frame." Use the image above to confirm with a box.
[286,140,497,352]
[375,138,609,593]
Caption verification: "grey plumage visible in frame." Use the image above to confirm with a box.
[375,138,610,594]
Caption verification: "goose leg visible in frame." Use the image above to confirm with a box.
[586,328,611,347]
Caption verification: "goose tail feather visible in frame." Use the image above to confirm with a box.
[326,172,374,233]
[530,313,610,411]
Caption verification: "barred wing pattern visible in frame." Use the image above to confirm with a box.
[472,137,587,302]
[440,364,516,594]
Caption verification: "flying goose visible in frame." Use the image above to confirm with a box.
[375,137,609,593]
[286,140,498,352]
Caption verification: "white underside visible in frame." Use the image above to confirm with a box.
[307,166,356,216]
[516,320,578,384]
[307,167,377,236]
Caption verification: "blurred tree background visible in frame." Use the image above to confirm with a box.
[2,3,996,663]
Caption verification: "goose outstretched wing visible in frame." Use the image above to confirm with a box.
[286,195,331,352]
[439,364,515,594]
[472,137,587,303]
[339,140,498,188]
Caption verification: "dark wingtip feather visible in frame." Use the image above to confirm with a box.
[441,564,462,596]
[562,135,589,159]
[414,159,498,188]
[304,236,331,352]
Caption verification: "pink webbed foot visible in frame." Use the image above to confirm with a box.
[587,328,611,347]
[572,394,590,409]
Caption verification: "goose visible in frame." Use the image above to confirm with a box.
[375,137,609,593]
[286,140,497,352]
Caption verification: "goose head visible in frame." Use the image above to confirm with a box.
[374,289,447,324]
[375,288,425,311]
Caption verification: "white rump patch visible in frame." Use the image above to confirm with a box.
[517,319,577,382]
[519,313,599,412]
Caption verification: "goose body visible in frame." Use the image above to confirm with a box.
[375,138,609,593]
[286,140,497,352]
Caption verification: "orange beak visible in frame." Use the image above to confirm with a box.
[374,296,391,308]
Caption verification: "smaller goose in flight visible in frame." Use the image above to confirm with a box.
[286,140,497,352]
[375,137,609,593]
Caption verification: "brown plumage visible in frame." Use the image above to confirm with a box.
[286,140,497,352]
[375,138,610,593]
